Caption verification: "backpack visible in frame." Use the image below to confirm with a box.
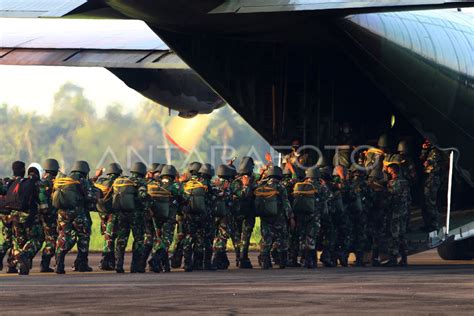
[292,182,316,214]
[147,182,171,219]
[254,185,279,218]
[95,178,114,213]
[184,179,207,214]
[52,177,82,210]
[5,178,36,212]
[112,177,138,212]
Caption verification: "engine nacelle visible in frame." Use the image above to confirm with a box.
[437,237,474,260]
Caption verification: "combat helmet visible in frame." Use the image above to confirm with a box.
[106,162,122,175]
[130,162,147,176]
[238,156,254,175]
[377,133,392,148]
[188,161,202,174]
[397,140,409,153]
[42,158,60,172]
[199,163,215,178]
[27,163,45,179]
[149,163,161,173]
[305,167,321,179]
[265,166,283,179]
[71,160,90,175]
[217,164,234,178]
[154,164,165,174]
[160,165,178,178]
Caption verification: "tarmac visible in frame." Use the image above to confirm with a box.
[0,250,473,315]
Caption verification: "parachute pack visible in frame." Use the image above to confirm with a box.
[147,182,171,219]
[95,178,114,213]
[184,178,207,214]
[4,178,36,212]
[254,185,279,217]
[112,177,138,212]
[292,182,317,214]
[52,177,82,210]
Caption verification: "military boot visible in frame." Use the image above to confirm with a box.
[212,251,222,269]
[17,253,30,275]
[170,241,184,269]
[271,249,281,265]
[399,254,408,267]
[288,250,301,268]
[55,253,66,275]
[382,255,398,267]
[130,251,145,273]
[371,249,381,267]
[239,249,253,269]
[74,251,93,272]
[100,253,115,271]
[320,251,336,268]
[0,251,5,271]
[142,244,153,270]
[183,250,193,272]
[278,251,288,269]
[193,251,204,270]
[220,251,230,270]
[305,249,317,269]
[161,250,171,273]
[148,249,164,273]
[40,254,54,273]
[204,248,217,271]
[354,252,365,267]
[235,247,241,267]
[261,254,272,270]
[339,251,349,267]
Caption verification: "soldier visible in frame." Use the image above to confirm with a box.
[170,161,201,269]
[393,140,417,231]
[317,156,336,267]
[256,166,293,269]
[7,162,43,275]
[95,162,123,271]
[182,163,209,272]
[231,156,257,269]
[0,177,15,273]
[212,164,235,269]
[330,165,351,267]
[147,164,183,273]
[54,161,95,274]
[365,134,393,266]
[113,162,149,273]
[37,158,61,273]
[142,163,162,271]
[420,139,443,232]
[198,163,217,271]
[292,167,326,269]
[383,163,409,267]
[348,164,372,266]
[282,166,301,267]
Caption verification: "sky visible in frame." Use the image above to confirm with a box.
[0,65,146,116]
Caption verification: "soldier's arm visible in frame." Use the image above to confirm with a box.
[280,185,292,219]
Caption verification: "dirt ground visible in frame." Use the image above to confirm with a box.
[0,250,473,315]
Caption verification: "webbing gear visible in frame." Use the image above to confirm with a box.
[254,186,279,198]
[184,179,207,194]
[367,148,384,155]
[147,184,171,198]
[53,178,80,189]
[293,182,317,196]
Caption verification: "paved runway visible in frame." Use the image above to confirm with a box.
[1,250,473,315]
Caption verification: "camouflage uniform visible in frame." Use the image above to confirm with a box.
[95,173,120,270]
[148,177,183,272]
[55,171,94,273]
[282,174,299,266]
[199,176,218,270]
[386,174,409,261]
[0,179,15,272]
[114,173,148,273]
[211,177,233,269]
[230,174,257,268]
[420,146,443,231]
[318,172,336,267]
[258,177,292,269]
[392,153,417,231]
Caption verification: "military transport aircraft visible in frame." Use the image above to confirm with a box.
[1,0,473,260]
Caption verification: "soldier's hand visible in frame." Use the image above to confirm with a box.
[241,175,250,186]
[95,168,104,178]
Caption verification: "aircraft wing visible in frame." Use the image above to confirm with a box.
[0,0,88,18]
[0,19,188,69]
[210,0,474,14]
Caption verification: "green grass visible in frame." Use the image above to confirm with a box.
[0,213,262,252]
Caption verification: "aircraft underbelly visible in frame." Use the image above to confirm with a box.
[340,10,474,185]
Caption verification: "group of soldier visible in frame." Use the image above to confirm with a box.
[0,133,444,275]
